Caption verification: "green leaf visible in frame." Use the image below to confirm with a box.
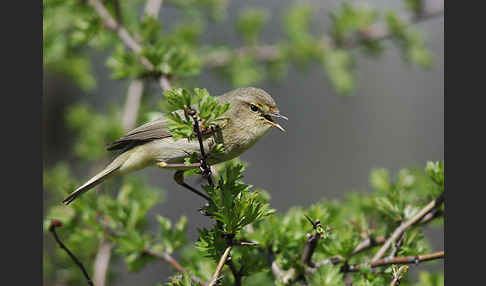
[284,3,313,44]
[416,271,444,286]
[385,11,434,68]
[308,264,345,286]
[236,8,269,44]
[321,48,355,95]
[370,168,391,192]
[425,161,444,189]
[330,2,378,46]
[201,161,274,233]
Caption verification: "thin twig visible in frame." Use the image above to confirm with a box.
[372,194,444,261]
[144,249,207,286]
[49,220,94,286]
[233,241,259,246]
[208,246,232,286]
[346,251,444,272]
[389,232,406,258]
[351,235,387,256]
[202,0,444,68]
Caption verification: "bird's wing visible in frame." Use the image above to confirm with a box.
[107,116,172,152]
[107,109,229,152]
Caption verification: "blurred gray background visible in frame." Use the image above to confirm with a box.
[43,0,443,284]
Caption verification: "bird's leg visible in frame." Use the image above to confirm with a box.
[173,170,211,201]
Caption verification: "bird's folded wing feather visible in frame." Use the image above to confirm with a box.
[107,116,172,151]
[107,108,229,152]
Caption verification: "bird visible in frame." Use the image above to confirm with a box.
[62,87,287,205]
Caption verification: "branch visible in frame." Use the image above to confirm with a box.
[122,0,166,130]
[420,208,443,225]
[208,246,232,286]
[346,251,444,272]
[86,0,171,92]
[228,260,242,286]
[351,235,387,256]
[122,79,144,130]
[160,76,172,92]
[92,239,113,286]
[202,0,444,68]
[389,232,406,259]
[144,249,207,286]
[298,198,443,279]
[372,194,444,261]
[49,220,94,286]
[87,0,149,67]
[353,0,444,47]
[187,108,214,186]
[301,216,323,267]
[349,207,442,257]
[271,261,296,284]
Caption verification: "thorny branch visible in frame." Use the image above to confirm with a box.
[187,108,214,186]
[301,215,324,267]
[346,251,444,272]
[49,220,94,286]
[185,90,240,286]
[272,198,443,283]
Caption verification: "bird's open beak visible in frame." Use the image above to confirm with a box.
[264,112,288,132]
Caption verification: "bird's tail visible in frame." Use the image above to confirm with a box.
[62,154,127,205]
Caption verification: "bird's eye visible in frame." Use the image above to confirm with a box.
[250,104,259,112]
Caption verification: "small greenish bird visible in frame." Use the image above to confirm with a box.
[63,87,287,204]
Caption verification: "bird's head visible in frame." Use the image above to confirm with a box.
[224,87,287,137]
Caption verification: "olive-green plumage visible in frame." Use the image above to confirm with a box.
[63,87,286,204]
